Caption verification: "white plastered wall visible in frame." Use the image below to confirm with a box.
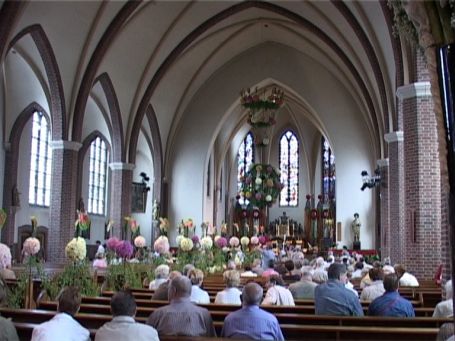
[168,43,376,248]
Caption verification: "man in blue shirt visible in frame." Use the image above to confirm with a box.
[221,282,284,340]
[314,263,364,316]
[368,273,415,317]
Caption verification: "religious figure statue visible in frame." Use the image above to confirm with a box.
[351,213,361,242]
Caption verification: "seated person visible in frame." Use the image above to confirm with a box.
[345,270,359,297]
[312,257,328,284]
[368,273,415,317]
[188,268,210,304]
[0,278,19,341]
[288,267,318,300]
[282,260,300,281]
[93,253,107,269]
[360,267,385,301]
[221,282,284,340]
[433,280,453,318]
[182,263,195,277]
[32,287,90,341]
[152,271,181,301]
[241,264,257,278]
[291,259,303,277]
[394,264,419,287]
[251,259,264,276]
[95,290,159,341]
[0,243,16,280]
[315,263,363,316]
[215,270,242,305]
[262,274,295,306]
[149,264,169,290]
[146,276,216,336]
[262,260,279,278]
[351,262,364,279]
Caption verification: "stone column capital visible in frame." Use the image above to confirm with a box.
[376,158,389,168]
[50,140,82,151]
[396,81,431,100]
[384,131,404,143]
[109,162,135,171]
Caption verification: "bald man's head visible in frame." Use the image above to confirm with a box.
[168,275,192,301]
[242,282,263,306]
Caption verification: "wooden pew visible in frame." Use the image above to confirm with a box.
[5,309,440,341]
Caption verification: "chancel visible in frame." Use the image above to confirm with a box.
[0,1,454,340]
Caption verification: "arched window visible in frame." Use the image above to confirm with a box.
[279,130,299,206]
[88,136,108,215]
[29,111,52,206]
[321,137,336,201]
[237,132,254,205]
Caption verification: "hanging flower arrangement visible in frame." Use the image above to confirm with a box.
[239,163,283,208]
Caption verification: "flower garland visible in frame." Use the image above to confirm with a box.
[239,163,283,208]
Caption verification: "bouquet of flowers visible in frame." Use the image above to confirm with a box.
[23,237,40,256]
[201,236,213,249]
[0,243,12,270]
[65,237,87,262]
[124,217,140,240]
[154,236,170,255]
[134,236,146,248]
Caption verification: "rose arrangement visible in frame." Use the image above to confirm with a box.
[239,163,283,208]
[154,236,169,254]
[134,235,146,248]
[65,237,87,262]
[0,243,12,269]
[23,237,40,256]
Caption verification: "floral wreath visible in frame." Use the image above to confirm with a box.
[239,163,283,209]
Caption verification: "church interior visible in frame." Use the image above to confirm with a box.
[0,1,455,339]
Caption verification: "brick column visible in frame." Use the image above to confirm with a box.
[109,163,134,239]
[377,158,389,259]
[384,132,405,264]
[398,81,441,279]
[49,140,81,263]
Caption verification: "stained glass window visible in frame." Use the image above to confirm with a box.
[321,137,336,202]
[237,132,254,205]
[279,131,299,206]
[88,136,108,215]
[29,111,52,206]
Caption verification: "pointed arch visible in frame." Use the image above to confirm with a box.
[145,105,163,205]
[94,72,124,162]
[8,24,66,140]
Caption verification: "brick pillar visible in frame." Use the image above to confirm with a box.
[109,163,134,239]
[1,144,17,246]
[377,158,389,259]
[49,140,81,263]
[384,132,405,264]
[398,81,441,279]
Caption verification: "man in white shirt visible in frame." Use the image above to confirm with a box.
[32,287,90,341]
[394,264,419,287]
[433,280,453,318]
[95,240,105,256]
[95,290,159,341]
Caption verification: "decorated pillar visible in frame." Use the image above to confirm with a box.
[48,140,81,263]
[109,162,134,239]
[377,158,389,258]
[384,132,405,264]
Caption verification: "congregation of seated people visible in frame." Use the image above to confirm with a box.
[1,244,454,341]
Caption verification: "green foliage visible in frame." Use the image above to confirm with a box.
[6,272,27,308]
[105,263,144,291]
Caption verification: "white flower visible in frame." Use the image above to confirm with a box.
[180,237,194,252]
[265,195,272,202]
[201,236,213,249]
[250,236,259,245]
[255,178,262,185]
[222,246,230,253]
[0,243,12,269]
[23,237,40,256]
[65,237,86,261]
[229,236,239,247]
[134,235,146,248]
[176,235,184,246]
[240,236,250,246]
